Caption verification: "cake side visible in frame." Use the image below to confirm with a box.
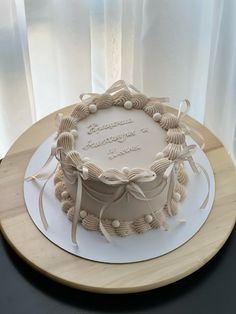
[54,163,187,236]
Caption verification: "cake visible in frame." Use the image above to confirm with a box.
[27,80,208,244]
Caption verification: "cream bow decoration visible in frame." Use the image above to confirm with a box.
[25,112,64,182]
[25,142,89,245]
[80,80,133,103]
[95,169,161,242]
[80,79,169,104]
[166,144,210,216]
[177,99,205,150]
[54,150,90,245]
[25,110,65,229]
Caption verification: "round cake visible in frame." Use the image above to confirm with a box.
[52,80,193,242]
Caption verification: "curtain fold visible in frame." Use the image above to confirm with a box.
[25,0,92,119]
[0,0,235,164]
[204,0,236,161]
[0,0,33,156]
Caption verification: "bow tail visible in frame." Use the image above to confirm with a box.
[99,186,125,242]
[38,167,57,230]
[99,205,112,243]
[181,120,206,151]
[25,152,55,181]
[196,163,210,209]
[167,166,178,216]
[71,173,83,245]
[187,156,199,173]
[26,145,58,230]
[180,144,199,174]
[179,145,209,209]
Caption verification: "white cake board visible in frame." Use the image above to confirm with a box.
[24,134,215,264]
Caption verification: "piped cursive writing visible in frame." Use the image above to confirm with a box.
[82,131,136,150]
[107,145,141,160]
[87,119,134,135]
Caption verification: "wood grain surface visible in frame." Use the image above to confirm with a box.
[0,105,235,294]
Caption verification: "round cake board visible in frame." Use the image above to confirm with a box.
[0,105,235,293]
[24,134,215,264]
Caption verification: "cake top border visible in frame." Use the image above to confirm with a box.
[55,80,189,183]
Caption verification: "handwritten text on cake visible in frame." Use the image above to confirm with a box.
[82,119,150,160]
[87,119,134,135]
[107,145,141,160]
[82,131,136,150]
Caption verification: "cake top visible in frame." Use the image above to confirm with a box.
[55,80,187,182]
[75,106,167,170]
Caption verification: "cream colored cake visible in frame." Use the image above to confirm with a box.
[52,80,196,243]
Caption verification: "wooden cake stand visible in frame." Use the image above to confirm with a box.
[0,106,235,294]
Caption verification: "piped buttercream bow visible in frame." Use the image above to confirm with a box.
[79,80,130,103]
[93,169,168,242]
[177,100,205,150]
[80,79,169,104]
[54,150,89,245]
[166,144,210,216]
[25,141,89,245]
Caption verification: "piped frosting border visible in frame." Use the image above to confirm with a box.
[55,80,187,182]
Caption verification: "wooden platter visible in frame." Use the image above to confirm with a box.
[0,105,235,294]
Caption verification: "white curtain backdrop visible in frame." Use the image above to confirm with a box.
[0,0,235,163]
